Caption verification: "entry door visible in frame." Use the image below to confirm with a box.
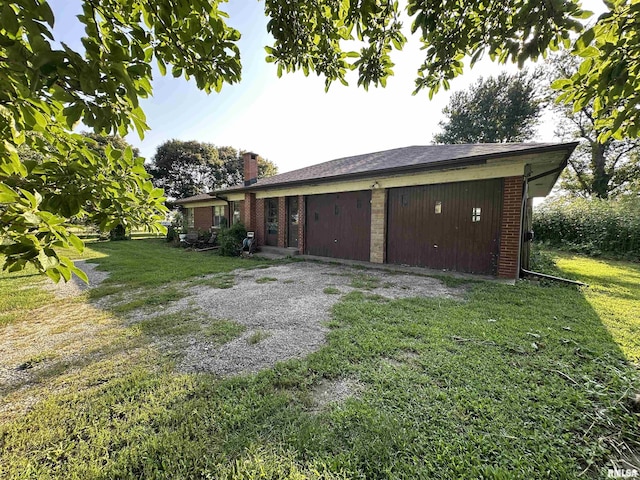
[264,198,278,246]
[287,197,299,248]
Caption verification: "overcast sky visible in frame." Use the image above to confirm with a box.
[50,0,606,173]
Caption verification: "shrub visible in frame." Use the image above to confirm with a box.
[109,223,130,241]
[533,196,640,260]
[217,222,247,257]
[166,225,177,243]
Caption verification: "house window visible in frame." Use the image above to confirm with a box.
[435,201,442,214]
[213,205,226,228]
[186,208,194,229]
[266,199,278,234]
[472,207,482,222]
[231,201,242,225]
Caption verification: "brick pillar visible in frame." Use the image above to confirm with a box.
[256,198,265,246]
[497,176,524,279]
[244,193,256,232]
[277,197,286,247]
[370,188,387,264]
[298,195,305,254]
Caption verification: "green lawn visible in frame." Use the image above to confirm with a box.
[0,240,638,479]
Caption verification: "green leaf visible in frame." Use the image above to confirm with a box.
[70,264,89,284]
[68,233,85,253]
[577,46,599,58]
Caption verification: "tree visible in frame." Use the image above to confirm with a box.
[547,54,640,199]
[433,71,543,144]
[149,142,278,199]
[1,0,638,281]
[149,140,221,199]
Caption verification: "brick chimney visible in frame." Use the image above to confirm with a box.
[243,152,258,186]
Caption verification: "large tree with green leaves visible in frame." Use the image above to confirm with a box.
[547,54,640,199]
[1,0,638,281]
[433,71,543,144]
[149,142,278,199]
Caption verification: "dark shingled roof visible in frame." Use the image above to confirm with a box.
[174,193,216,205]
[219,143,576,193]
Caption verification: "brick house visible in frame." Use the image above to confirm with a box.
[175,143,577,279]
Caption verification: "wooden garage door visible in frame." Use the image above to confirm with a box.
[306,191,371,261]
[387,179,503,275]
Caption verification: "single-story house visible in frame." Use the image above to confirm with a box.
[175,143,577,279]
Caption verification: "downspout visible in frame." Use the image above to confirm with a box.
[516,176,528,279]
[518,164,588,287]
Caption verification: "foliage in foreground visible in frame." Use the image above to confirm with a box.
[533,196,640,259]
[546,53,640,199]
[0,242,638,478]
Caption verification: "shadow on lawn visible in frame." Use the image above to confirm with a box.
[1,251,639,479]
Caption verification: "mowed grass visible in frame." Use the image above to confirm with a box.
[0,243,638,479]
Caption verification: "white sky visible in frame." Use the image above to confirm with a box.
[50,0,606,174]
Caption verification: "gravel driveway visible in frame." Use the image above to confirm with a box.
[170,261,464,376]
[40,259,465,378]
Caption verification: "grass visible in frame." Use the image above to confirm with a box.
[255,276,278,284]
[323,286,341,295]
[0,266,56,326]
[247,330,271,345]
[348,273,380,290]
[110,287,187,314]
[1,242,639,479]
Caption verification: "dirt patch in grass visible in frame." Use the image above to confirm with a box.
[310,377,365,412]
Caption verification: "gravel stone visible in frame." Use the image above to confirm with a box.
[174,262,463,376]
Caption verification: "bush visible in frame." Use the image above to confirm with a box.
[217,222,247,257]
[533,196,640,260]
[109,224,130,241]
[166,225,177,243]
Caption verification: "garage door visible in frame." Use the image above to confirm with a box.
[387,179,503,275]
[306,191,371,261]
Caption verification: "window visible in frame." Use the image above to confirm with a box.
[231,201,243,225]
[266,199,278,234]
[472,207,481,222]
[186,208,194,229]
[213,205,226,228]
[435,201,442,214]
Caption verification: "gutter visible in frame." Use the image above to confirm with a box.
[518,152,587,286]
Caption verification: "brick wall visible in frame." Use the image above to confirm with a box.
[256,197,265,246]
[298,195,305,254]
[277,197,286,247]
[244,193,256,232]
[497,176,524,279]
[370,188,387,263]
[193,206,212,231]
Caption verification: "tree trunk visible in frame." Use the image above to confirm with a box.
[591,142,610,198]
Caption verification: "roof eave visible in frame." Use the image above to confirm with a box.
[214,142,579,195]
